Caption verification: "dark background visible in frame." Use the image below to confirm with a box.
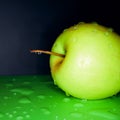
[0,0,119,75]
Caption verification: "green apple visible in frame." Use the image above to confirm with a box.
[49,22,120,99]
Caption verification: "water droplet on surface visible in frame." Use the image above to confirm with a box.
[40,107,51,115]
[63,118,67,120]
[6,112,9,115]
[3,96,9,100]
[0,113,4,118]
[13,111,17,114]
[8,114,13,118]
[25,114,30,118]
[49,95,53,98]
[3,103,7,106]
[55,115,59,119]
[22,82,31,85]
[81,99,87,102]
[89,110,118,119]
[10,87,34,95]
[18,96,31,104]
[38,95,45,99]
[74,103,84,108]
[16,116,24,120]
[112,108,117,112]
[70,112,82,118]
[13,92,17,95]
[5,112,14,118]
[12,78,16,82]
[5,83,14,87]
[53,103,57,108]
[63,97,71,102]
[23,111,27,114]
[33,76,37,79]
[30,109,33,112]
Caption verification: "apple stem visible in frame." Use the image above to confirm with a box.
[30,50,65,57]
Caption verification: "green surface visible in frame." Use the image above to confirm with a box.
[0,75,120,120]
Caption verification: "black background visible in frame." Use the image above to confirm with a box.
[0,0,119,75]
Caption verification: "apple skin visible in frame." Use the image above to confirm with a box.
[50,22,120,100]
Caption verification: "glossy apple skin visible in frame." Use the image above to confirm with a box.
[50,23,120,99]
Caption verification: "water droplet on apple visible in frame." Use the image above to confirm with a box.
[65,92,70,96]
[72,38,77,43]
[92,29,97,32]
[105,28,113,36]
[104,32,109,36]
[53,43,58,48]
[73,26,77,30]
[108,28,113,32]
[54,80,57,85]
[78,22,85,25]
[63,28,68,32]
[109,44,112,48]
[92,22,98,26]
[18,96,31,104]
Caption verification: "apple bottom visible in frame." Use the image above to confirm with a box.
[52,74,120,100]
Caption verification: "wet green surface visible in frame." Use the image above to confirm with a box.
[0,75,120,120]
